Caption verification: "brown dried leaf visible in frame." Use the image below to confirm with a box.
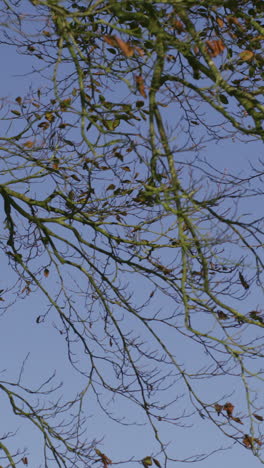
[134,46,145,57]
[227,16,242,27]
[114,36,134,57]
[38,121,50,130]
[223,402,234,417]
[216,17,224,28]
[214,404,223,415]
[239,272,249,290]
[206,39,225,57]
[95,449,112,468]
[253,413,264,422]
[254,438,262,446]
[240,50,254,61]
[231,416,243,424]
[243,434,252,448]
[44,268,49,278]
[153,459,161,468]
[103,35,116,47]
[217,311,228,320]
[45,112,55,122]
[11,109,21,116]
[106,184,116,191]
[172,20,184,33]
[52,158,59,170]
[135,75,147,98]
[243,434,262,448]
[23,141,34,148]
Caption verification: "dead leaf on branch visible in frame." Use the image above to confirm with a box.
[216,17,224,28]
[38,121,50,130]
[172,19,184,33]
[114,36,134,57]
[223,402,234,417]
[95,449,112,468]
[206,39,225,57]
[214,404,223,415]
[134,46,145,57]
[239,272,249,290]
[106,183,116,191]
[243,434,253,448]
[142,456,153,467]
[45,111,55,122]
[11,109,21,116]
[103,35,116,47]
[217,310,229,320]
[23,141,34,148]
[103,35,143,58]
[231,416,243,424]
[153,459,161,467]
[243,434,262,448]
[135,75,147,98]
[253,413,264,422]
[240,50,254,61]
[227,16,243,28]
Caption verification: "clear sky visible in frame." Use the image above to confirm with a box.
[0,9,264,468]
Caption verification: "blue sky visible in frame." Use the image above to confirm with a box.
[1,10,264,468]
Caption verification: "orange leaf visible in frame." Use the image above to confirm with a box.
[243,434,253,448]
[135,75,147,98]
[214,404,223,415]
[231,416,243,424]
[95,449,112,468]
[254,438,262,446]
[172,20,184,33]
[44,268,50,278]
[114,36,134,57]
[243,434,262,448]
[206,39,225,57]
[22,457,28,465]
[216,17,224,28]
[134,46,145,57]
[23,141,34,148]
[103,35,116,47]
[239,50,254,61]
[223,402,234,417]
[227,16,242,27]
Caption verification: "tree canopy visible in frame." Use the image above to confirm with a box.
[0,0,264,466]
